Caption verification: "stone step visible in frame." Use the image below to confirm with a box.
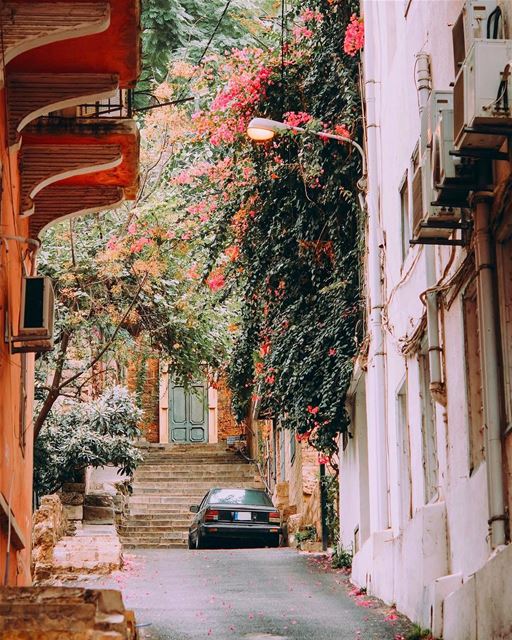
[122,541,187,549]
[119,525,190,534]
[127,503,195,511]
[131,481,260,490]
[127,508,193,516]
[128,495,206,504]
[119,517,192,525]
[135,469,257,477]
[121,530,188,540]
[133,473,259,481]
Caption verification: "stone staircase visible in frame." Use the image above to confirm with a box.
[119,443,264,548]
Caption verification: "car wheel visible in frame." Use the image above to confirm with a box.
[188,534,194,550]
[195,531,203,549]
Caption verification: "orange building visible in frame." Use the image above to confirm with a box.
[0,0,140,585]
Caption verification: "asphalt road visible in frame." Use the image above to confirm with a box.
[81,548,413,640]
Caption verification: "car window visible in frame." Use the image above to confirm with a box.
[209,489,273,506]
[198,492,210,510]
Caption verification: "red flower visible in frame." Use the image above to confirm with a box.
[260,341,271,357]
[344,14,364,57]
[307,405,320,415]
[206,270,225,292]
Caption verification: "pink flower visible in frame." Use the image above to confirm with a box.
[129,237,151,253]
[207,271,225,292]
[292,25,314,41]
[259,341,271,357]
[106,236,118,250]
[265,375,275,385]
[344,14,364,56]
[186,265,200,280]
[300,9,323,23]
[225,245,240,262]
[334,124,351,139]
[318,454,330,465]
[128,222,137,234]
[328,348,337,356]
[284,111,313,128]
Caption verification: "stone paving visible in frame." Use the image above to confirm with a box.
[71,548,417,640]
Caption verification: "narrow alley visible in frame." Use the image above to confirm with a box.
[3,1,512,639]
[77,548,413,640]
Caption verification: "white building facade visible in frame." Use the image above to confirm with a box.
[340,1,512,638]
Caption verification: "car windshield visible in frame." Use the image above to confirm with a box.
[209,489,273,507]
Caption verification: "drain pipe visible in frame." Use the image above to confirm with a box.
[365,56,389,529]
[415,53,446,404]
[472,192,506,548]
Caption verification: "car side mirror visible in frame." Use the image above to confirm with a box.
[190,505,199,513]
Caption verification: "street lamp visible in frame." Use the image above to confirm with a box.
[247,117,367,184]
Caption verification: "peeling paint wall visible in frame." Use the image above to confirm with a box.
[341,0,512,636]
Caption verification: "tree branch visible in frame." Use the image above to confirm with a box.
[57,274,148,392]
[34,275,147,440]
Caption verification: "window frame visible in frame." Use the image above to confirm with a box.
[399,170,410,263]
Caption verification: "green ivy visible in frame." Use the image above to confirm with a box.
[222,0,364,453]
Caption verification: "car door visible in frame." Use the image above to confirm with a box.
[190,492,210,539]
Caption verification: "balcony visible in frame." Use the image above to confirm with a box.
[21,116,139,238]
[2,0,141,238]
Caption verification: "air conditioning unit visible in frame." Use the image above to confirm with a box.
[452,1,502,73]
[454,39,512,150]
[11,276,55,353]
[431,108,474,205]
[414,92,465,241]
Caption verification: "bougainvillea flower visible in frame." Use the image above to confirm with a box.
[206,270,225,292]
[344,14,364,56]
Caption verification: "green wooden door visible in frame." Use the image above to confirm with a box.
[169,381,208,443]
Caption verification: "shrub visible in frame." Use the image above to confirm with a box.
[295,525,318,544]
[34,386,143,496]
[331,546,353,569]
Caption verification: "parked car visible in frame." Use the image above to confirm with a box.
[188,488,281,549]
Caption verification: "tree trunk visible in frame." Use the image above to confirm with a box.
[33,329,71,440]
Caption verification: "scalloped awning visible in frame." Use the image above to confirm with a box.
[21,117,139,237]
[8,0,141,87]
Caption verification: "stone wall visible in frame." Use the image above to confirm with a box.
[267,430,324,548]
[216,376,245,441]
[127,354,160,443]
[0,587,137,639]
[31,495,68,583]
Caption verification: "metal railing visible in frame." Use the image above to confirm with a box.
[77,89,133,119]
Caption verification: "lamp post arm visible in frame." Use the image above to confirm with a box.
[286,124,367,187]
